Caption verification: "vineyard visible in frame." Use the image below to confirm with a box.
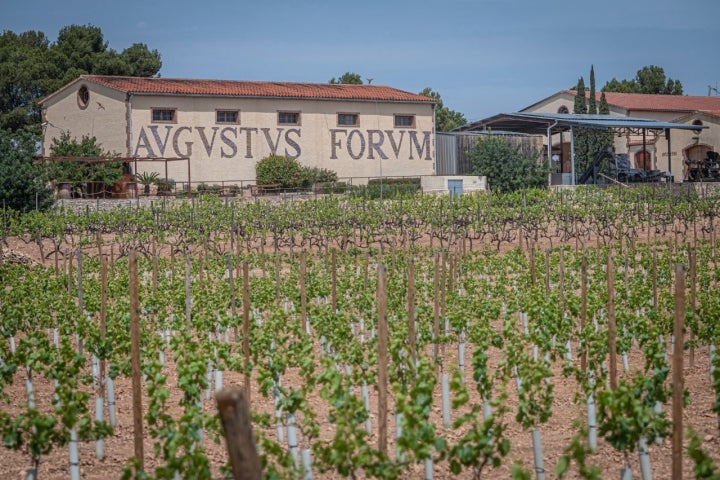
[1,186,719,479]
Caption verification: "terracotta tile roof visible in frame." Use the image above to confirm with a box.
[81,75,435,104]
[565,89,720,115]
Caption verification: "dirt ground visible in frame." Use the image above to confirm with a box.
[1,203,719,479]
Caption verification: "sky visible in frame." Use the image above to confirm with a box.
[3,0,720,122]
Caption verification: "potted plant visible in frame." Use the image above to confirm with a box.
[136,171,160,196]
[155,178,175,196]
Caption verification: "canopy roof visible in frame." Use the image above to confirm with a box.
[459,112,708,135]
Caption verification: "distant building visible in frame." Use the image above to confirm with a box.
[40,75,436,187]
[522,91,720,181]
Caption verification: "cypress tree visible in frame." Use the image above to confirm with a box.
[573,77,587,114]
[588,65,597,114]
[599,92,610,114]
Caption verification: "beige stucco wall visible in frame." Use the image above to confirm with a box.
[42,80,128,157]
[129,96,434,185]
[42,81,435,186]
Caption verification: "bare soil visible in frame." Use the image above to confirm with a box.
[1,202,718,479]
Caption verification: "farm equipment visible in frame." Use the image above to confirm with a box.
[685,151,720,182]
[577,147,670,185]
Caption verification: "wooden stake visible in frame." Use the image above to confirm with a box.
[433,253,440,364]
[151,237,158,296]
[331,249,337,312]
[580,254,588,373]
[544,249,550,294]
[689,248,696,368]
[672,263,686,480]
[185,249,192,325]
[376,264,389,456]
[216,389,262,480]
[128,250,144,470]
[607,254,618,390]
[300,251,307,327]
[407,256,416,364]
[242,261,251,401]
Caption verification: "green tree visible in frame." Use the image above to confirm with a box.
[469,135,550,192]
[0,129,54,211]
[0,25,161,134]
[602,65,683,95]
[46,131,124,196]
[419,87,467,132]
[329,72,363,84]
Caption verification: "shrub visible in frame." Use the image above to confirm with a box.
[351,177,421,199]
[255,155,302,189]
[300,167,338,188]
[469,136,550,193]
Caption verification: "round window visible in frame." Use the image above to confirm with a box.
[692,119,703,135]
[77,86,90,109]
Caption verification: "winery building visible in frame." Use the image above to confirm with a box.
[40,75,437,188]
[520,91,720,182]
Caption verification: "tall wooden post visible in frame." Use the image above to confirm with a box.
[407,256,416,364]
[376,264,389,455]
[672,264,686,480]
[300,251,307,326]
[242,261,251,401]
[607,254,618,390]
[129,250,144,470]
[216,389,262,480]
[331,249,337,312]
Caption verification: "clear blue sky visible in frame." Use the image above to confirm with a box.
[3,0,719,121]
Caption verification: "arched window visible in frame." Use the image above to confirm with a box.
[557,105,569,114]
[77,85,90,109]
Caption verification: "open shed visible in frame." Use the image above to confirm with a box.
[459,113,708,185]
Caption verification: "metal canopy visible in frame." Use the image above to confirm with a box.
[460,112,708,135]
[457,112,708,186]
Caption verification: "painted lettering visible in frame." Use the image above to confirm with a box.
[330,129,346,159]
[172,126,193,157]
[148,125,173,156]
[347,129,366,160]
[220,127,237,158]
[385,130,405,158]
[134,127,156,157]
[367,130,388,160]
[196,127,219,156]
[409,131,432,160]
[262,128,284,155]
[285,128,301,158]
[239,127,258,158]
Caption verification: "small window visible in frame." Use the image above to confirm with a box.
[216,110,239,124]
[278,111,300,125]
[557,105,569,114]
[152,109,176,123]
[337,113,359,126]
[77,86,90,109]
[394,114,415,128]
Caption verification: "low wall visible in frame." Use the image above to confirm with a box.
[421,175,487,194]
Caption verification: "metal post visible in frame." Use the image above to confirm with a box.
[570,126,576,185]
[665,129,672,180]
